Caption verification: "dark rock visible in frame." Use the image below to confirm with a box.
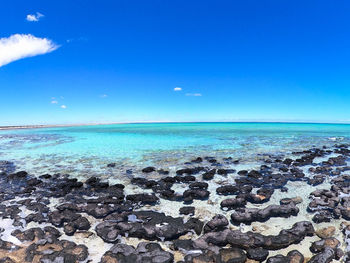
[231,203,299,224]
[96,211,203,242]
[310,238,340,253]
[157,169,169,175]
[194,221,314,251]
[183,189,209,203]
[220,197,246,210]
[217,169,235,176]
[176,167,204,175]
[202,169,216,180]
[179,206,195,216]
[219,247,246,263]
[308,246,335,263]
[142,166,156,173]
[246,247,269,262]
[191,157,203,163]
[203,214,228,233]
[101,242,174,263]
[189,182,208,190]
[126,194,159,205]
[216,185,240,195]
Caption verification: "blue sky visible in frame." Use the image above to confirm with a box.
[1,0,350,125]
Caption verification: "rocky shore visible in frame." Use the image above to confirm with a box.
[1,144,350,262]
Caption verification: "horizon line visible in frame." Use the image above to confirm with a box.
[2,120,350,130]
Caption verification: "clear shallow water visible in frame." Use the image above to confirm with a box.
[0,122,350,176]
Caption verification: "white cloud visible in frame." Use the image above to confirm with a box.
[51,100,58,104]
[174,87,182,91]
[0,34,58,67]
[186,93,202,96]
[61,105,67,109]
[26,12,44,22]
[100,94,108,98]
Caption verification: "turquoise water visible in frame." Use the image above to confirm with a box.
[0,122,350,177]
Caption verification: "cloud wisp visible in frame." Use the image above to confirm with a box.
[60,105,67,109]
[0,34,58,67]
[100,94,108,98]
[186,93,202,97]
[26,12,44,22]
[174,87,182,91]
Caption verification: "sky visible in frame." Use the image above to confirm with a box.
[1,0,350,125]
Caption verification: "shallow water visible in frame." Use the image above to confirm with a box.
[1,122,350,177]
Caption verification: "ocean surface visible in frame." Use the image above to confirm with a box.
[0,122,350,178]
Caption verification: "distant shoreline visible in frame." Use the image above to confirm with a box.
[1,121,350,131]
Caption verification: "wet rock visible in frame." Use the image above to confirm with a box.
[220,197,247,210]
[216,185,240,195]
[101,242,174,263]
[246,247,269,262]
[131,177,158,189]
[172,239,196,251]
[64,216,90,236]
[189,182,208,190]
[183,189,209,203]
[230,203,299,224]
[142,166,156,173]
[96,211,203,242]
[85,176,98,185]
[107,163,116,167]
[39,173,52,179]
[308,175,326,186]
[310,238,340,253]
[158,169,169,175]
[266,250,303,263]
[287,250,304,263]
[48,209,81,227]
[184,218,204,235]
[191,157,203,163]
[183,250,217,263]
[179,206,195,215]
[279,196,303,205]
[84,203,117,219]
[202,169,216,180]
[11,226,61,243]
[308,246,335,263]
[195,221,314,251]
[174,175,196,183]
[312,211,333,223]
[219,247,246,263]
[176,167,204,175]
[203,214,228,233]
[217,169,235,176]
[126,193,159,205]
[237,170,248,176]
[7,171,28,180]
